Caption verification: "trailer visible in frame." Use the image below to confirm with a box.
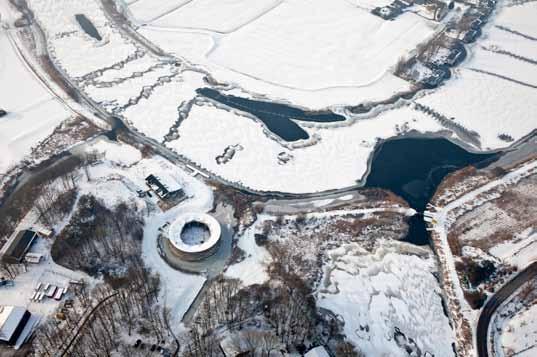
[46,285,57,298]
[37,228,54,238]
[53,287,65,301]
[25,253,43,264]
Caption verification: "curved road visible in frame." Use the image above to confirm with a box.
[476,261,537,357]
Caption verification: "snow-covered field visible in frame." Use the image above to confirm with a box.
[0,16,71,175]
[148,0,283,33]
[427,160,537,356]
[167,104,448,193]
[19,0,537,195]
[491,228,537,270]
[226,204,453,356]
[498,303,537,357]
[206,0,434,91]
[444,171,537,270]
[416,2,537,150]
[121,70,206,141]
[491,276,537,357]
[126,0,191,24]
[28,0,138,78]
[135,0,437,109]
[319,241,454,357]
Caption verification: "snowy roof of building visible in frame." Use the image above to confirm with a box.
[305,346,330,357]
[146,173,182,193]
[0,306,27,342]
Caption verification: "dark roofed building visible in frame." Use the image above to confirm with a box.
[145,174,185,201]
[1,230,38,264]
[0,306,31,346]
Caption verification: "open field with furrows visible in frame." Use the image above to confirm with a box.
[447,173,537,305]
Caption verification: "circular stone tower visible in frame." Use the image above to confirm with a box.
[167,212,222,261]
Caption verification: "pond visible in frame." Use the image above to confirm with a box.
[75,14,102,41]
[365,137,498,245]
[197,88,346,142]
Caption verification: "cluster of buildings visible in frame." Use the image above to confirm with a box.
[0,229,56,350]
[373,0,454,22]
[31,283,68,303]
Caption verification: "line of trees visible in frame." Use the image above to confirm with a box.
[182,262,362,356]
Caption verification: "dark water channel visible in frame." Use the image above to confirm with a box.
[366,137,498,245]
[75,14,102,41]
[197,88,345,142]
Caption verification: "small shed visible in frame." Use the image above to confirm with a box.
[37,228,54,238]
[24,253,43,264]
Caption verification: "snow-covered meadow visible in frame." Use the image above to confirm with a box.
[18,0,537,195]
[168,104,448,193]
[144,0,283,33]
[205,1,434,91]
[0,5,71,175]
[318,241,454,357]
[498,303,537,357]
[135,0,438,109]
[416,2,537,150]
[225,204,454,356]
[27,0,144,79]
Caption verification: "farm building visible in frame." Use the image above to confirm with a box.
[1,230,39,264]
[0,306,34,348]
[145,174,185,201]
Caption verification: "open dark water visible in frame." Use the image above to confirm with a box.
[197,88,345,142]
[366,137,498,245]
[75,14,102,41]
